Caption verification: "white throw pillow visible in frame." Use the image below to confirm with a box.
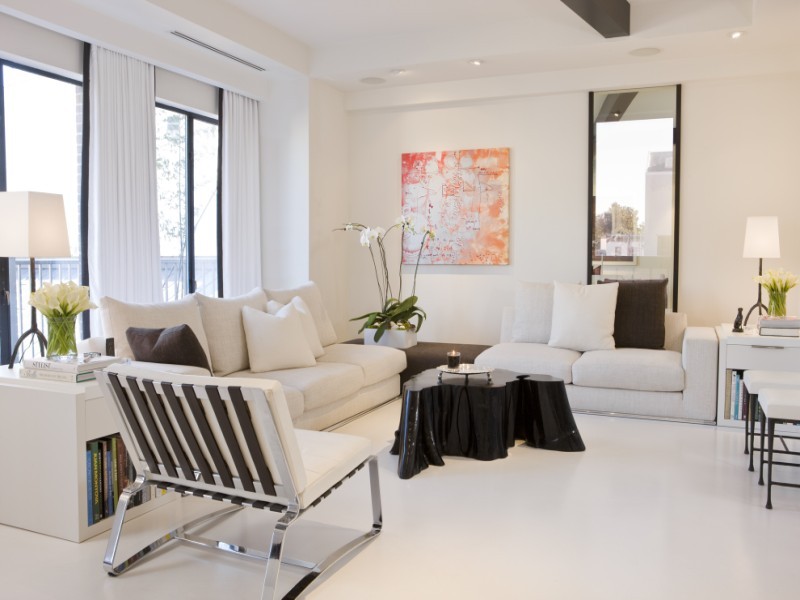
[195,288,268,376]
[242,305,316,372]
[511,281,554,343]
[99,294,210,364]
[267,296,325,358]
[548,281,619,352]
[265,282,337,347]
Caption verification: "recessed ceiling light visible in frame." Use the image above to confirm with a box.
[629,47,661,57]
[730,31,745,40]
[360,77,386,85]
[390,69,407,76]
[468,59,483,66]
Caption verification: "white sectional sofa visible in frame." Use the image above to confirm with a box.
[475,281,719,423]
[85,282,406,431]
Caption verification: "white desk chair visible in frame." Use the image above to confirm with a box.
[742,370,800,471]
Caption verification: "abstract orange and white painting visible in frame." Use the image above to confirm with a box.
[401,147,509,265]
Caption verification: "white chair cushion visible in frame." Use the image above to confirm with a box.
[549,281,618,352]
[743,370,800,394]
[242,305,317,372]
[266,282,338,347]
[100,295,211,365]
[664,311,688,353]
[317,343,407,386]
[267,297,325,358]
[293,429,372,509]
[511,281,553,344]
[196,288,268,376]
[758,388,800,421]
[474,342,580,384]
[256,362,364,412]
[572,348,684,392]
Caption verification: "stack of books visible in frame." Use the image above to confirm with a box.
[20,354,121,383]
[758,316,800,337]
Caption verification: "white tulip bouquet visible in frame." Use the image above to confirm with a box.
[29,281,97,318]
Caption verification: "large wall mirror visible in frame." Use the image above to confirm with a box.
[588,84,681,309]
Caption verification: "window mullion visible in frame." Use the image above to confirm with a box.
[187,116,196,294]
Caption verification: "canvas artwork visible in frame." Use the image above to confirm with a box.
[401,147,510,265]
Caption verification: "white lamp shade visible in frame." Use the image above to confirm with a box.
[743,216,780,259]
[0,191,71,258]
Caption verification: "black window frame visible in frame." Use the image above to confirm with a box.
[0,58,85,364]
[155,102,223,297]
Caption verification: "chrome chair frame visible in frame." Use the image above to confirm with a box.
[97,369,382,600]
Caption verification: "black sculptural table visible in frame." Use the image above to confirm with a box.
[390,368,585,479]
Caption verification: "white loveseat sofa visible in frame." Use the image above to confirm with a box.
[474,281,718,423]
[84,282,406,431]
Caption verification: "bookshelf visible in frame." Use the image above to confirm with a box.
[716,325,800,428]
[0,367,173,542]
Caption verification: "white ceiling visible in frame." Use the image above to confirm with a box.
[17,0,800,91]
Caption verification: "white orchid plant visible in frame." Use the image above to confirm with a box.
[29,281,97,319]
[337,215,435,341]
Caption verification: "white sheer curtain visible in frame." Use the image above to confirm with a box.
[221,90,262,297]
[88,46,161,323]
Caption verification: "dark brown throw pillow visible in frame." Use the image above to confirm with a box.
[599,279,668,349]
[125,324,212,372]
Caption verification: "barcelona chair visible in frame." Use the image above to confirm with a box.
[96,364,382,599]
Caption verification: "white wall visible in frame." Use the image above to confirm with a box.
[346,94,587,344]
[344,71,800,344]
[680,73,800,325]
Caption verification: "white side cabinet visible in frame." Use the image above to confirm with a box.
[716,325,800,428]
[0,367,171,542]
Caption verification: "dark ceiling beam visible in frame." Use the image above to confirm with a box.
[595,92,638,122]
[561,0,630,38]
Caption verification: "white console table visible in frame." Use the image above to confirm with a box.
[0,367,171,542]
[716,325,800,428]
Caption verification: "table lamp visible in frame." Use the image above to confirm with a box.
[0,191,72,366]
[742,216,780,325]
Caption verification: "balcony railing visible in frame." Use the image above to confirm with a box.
[7,257,218,348]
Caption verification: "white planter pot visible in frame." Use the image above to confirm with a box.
[363,328,418,349]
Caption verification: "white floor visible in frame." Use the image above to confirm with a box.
[2,400,800,600]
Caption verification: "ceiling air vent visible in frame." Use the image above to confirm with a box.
[170,31,266,72]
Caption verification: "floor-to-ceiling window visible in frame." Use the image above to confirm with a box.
[0,61,83,364]
[155,105,220,300]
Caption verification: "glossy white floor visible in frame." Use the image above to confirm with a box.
[2,400,800,600]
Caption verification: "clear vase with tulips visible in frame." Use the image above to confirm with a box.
[29,281,97,357]
[755,268,798,318]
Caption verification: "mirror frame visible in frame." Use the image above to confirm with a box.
[587,84,682,310]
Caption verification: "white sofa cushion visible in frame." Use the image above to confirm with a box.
[475,342,581,384]
[266,282,337,347]
[251,362,365,412]
[196,288,268,376]
[549,281,618,352]
[317,343,407,387]
[242,305,316,372]
[100,295,211,365]
[267,297,325,358]
[511,281,553,343]
[225,370,306,420]
[572,348,684,392]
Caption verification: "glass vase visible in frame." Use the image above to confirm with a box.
[768,291,787,318]
[46,315,78,358]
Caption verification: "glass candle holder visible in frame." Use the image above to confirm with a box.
[447,350,461,369]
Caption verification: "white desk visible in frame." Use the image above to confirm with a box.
[715,325,800,428]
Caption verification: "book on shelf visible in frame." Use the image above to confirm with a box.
[19,368,97,383]
[757,316,800,329]
[21,354,120,374]
[759,327,800,337]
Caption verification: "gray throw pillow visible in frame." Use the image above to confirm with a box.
[125,324,212,372]
[599,279,668,349]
